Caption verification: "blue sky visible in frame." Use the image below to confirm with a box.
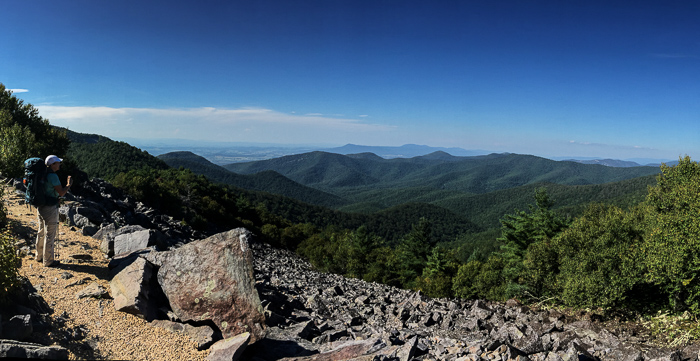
[2,0,699,160]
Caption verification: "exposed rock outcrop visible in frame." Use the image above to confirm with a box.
[143,228,266,342]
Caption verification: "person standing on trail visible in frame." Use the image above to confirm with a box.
[36,155,73,267]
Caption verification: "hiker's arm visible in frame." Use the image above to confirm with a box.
[53,176,73,197]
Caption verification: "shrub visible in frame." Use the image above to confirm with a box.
[521,238,559,300]
[643,156,700,313]
[0,226,20,304]
[473,254,507,301]
[554,203,646,309]
[0,185,6,226]
[452,260,483,299]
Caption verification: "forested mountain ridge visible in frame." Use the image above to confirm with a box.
[158,151,347,209]
[64,133,476,244]
[224,151,660,195]
[159,148,656,235]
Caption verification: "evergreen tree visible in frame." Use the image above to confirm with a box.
[346,226,382,279]
[416,246,459,298]
[497,188,569,299]
[395,217,435,289]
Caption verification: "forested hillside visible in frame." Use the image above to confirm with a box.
[162,150,656,232]
[224,151,659,193]
[158,151,347,209]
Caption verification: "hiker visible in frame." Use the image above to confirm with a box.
[36,155,73,267]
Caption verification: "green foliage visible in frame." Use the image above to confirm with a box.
[297,225,390,282]
[643,156,700,313]
[473,254,507,301]
[345,226,383,279]
[497,188,569,299]
[438,176,656,230]
[554,203,647,309]
[0,187,20,304]
[0,186,6,226]
[68,138,169,180]
[0,84,69,177]
[394,218,436,289]
[452,260,483,299]
[416,246,460,298]
[521,238,559,300]
[363,246,401,286]
[226,152,659,198]
[0,225,20,304]
[112,167,249,233]
[159,152,348,209]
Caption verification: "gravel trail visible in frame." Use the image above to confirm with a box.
[4,187,209,361]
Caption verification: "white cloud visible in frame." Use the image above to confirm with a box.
[36,105,396,144]
[9,89,29,93]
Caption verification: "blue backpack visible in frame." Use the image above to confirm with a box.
[23,157,58,206]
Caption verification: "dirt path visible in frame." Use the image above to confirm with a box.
[3,186,209,360]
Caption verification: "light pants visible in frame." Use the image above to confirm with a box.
[36,205,59,265]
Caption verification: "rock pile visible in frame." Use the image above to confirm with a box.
[248,243,699,361]
[4,177,700,360]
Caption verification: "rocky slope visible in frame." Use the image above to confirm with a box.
[2,178,700,360]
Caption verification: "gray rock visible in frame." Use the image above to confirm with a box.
[97,224,147,257]
[0,339,68,359]
[279,338,387,361]
[75,206,104,224]
[75,282,109,299]
[81,225,98,236]
[207,332,250,361]
[110,257,157,320]
[114,229,165,256]
[73,213,95,229]
[647,351,683,361]
[151,319,215,350]
[471,300,493,320]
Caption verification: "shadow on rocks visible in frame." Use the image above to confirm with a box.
[2,278,105,360]
[241,338,317,360]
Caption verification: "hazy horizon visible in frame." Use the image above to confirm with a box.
[119,137,675,166]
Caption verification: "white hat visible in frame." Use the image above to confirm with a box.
[45,155,63,166]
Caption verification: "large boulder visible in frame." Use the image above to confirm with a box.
[96,225,147,258]
[110,257,158,320]
[114,229,166,256]
[145,228,266,342]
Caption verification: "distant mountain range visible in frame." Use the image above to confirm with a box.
[322,144,489,158]
[124,138,672,167]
